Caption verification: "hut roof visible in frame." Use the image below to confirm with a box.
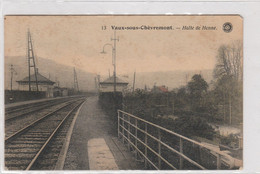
[100,76,128,85]
[17,73,55,85]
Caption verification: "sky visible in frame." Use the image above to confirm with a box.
[4,15,243,76]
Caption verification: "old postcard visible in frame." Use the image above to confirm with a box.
[4,15,243,170]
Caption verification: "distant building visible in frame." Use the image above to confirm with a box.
[53,86,69,97]
[152,85,169,93]
[99,76,128,93]
[53,86,61,97]
[16,73,55,97]
[61,88,69,96]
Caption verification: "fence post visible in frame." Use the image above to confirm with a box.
[135,119,138,159]
[127,114,130,150]
[179,138,183,169]
[158,128,161,169]
[122,114,125,144]
[216,153,221,169]
[117,110,120,139]
[199,146,202,164]
[145,123,148,168]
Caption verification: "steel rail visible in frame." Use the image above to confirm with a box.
[5,100,58,115]
[26,100,84,170]
[5,96,85,114]
[5,97,85,121]
[5,101,76,143]
[5,100,69,122]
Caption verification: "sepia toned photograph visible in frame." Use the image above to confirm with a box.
[4,15,243,170]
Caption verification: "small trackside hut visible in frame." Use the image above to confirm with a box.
[98,76,128,117]
[99,76,128,93]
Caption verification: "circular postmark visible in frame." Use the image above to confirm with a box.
[223,22,233,33]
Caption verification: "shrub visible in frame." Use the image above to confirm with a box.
[172,116,216,140]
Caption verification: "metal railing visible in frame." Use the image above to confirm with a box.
[117,110,242,170]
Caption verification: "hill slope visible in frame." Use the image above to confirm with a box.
[5,56,214,92]
[5,56,96,91]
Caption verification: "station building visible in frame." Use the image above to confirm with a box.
[16,73,55,97]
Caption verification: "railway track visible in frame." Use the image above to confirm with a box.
[5,99,85,170]
[5,97,73,114]
[5,97,85,138]
[5,97,78,121]
[5,99,58,115]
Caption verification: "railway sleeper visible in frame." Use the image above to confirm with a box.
[20,132,51,138]
[5,144,42,149]
[5,153,35,160]
[25,131,52,133]
[9,141,45,144]
[46,144,64,151]
[5,159,31,167]
[5,148,39,153]
[14,137,47,141]
[38,152,60,159]
[4,151,36,154]
[5,165,28,170]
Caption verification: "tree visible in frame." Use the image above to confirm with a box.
[214,41,242,82]
[187,74,208,110]
[173,87,189,114]
[213,41,243,125]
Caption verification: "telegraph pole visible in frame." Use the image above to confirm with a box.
[94,77,97,90]
[73,67,79,93]
[229,94,232,125]
[97,75,100,89]
[10,64,13,91]
[28,31,31,91]
[223,92,226,124]
[101,31,119,96]
[111,31,119,95]
[27,29,39,91]
[185,74,188,85]
[133,71,136,93]
[10,64,16,91]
